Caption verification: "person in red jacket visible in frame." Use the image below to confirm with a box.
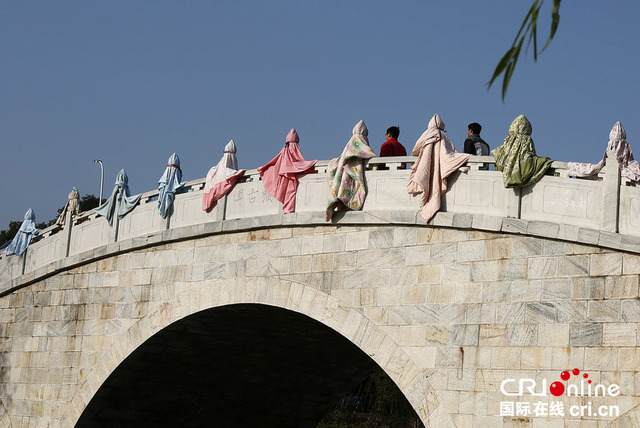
[380,126,407,157]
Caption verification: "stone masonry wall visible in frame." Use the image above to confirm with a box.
[1,224,640,427]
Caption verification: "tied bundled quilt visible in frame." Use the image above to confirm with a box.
[326,120,376,221]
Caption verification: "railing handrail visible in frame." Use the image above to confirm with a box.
[1,152,630,283]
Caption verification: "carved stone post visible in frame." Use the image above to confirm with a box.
[110,192,121,243]
[505,187,521,219]
[64,209,73,257]
[601,150,621,232]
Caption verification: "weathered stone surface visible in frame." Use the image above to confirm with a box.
[2,221,640,427]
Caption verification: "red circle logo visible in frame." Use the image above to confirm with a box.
[550,381,565,396]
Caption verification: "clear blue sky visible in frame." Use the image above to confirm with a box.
[2,1,639,227]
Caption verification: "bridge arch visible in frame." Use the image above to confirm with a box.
[62,277,445,426]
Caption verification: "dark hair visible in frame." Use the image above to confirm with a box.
[468,122,482,135]
[386,126,400,139]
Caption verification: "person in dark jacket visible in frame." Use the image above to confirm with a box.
[380,126,407,157]
[464,122,490,155]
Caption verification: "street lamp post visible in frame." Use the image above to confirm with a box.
[93,159,104,207]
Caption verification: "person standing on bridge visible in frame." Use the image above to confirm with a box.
[463,122,490,156]
[258,128,317,213]
[380,126,407,157]
[407,114,471,222]
[492,114,553,188]
[202,140,245,211]
[326,120,377,221]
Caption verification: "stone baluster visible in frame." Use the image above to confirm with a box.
[110,192,121,243]
[601,150,621,232]
[63,209,73,257]
[505,188,521,219]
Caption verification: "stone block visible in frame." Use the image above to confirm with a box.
[572,277,605,300]
[621,300,640,321]
[555,301,587,323]
[525,302,557,323]
[442,263,470,285]
[417,228,442,244]
[405,245,430,266]
[311,254,334,272]
[589,253,622,276]
[538,324,569,346]
[478,324,508,346]
[602,323,637,346]
[393,227,418,247]
[418,264,441,285]
[402,286,427,305]
[556,224,580,242]
[485,238,513,260]
[322,233,346,253]
[570,323,602,346]
[455,283,482,304]
[290,256,312,274]
[450,324,479,346]
[604,275,639,299]
[623,254,640,274]
[618,348,640,371]
[299,235,324,255]
[556,255,590,277]
[377,248,405,268]
[470,260,499,282]
[429,243,458,264]
[472,214,503,231]
[386,267,416,288]
[368,229,394,249]
[494,302,526,324]
[490,347,521,368]
[425,325,451,345]
[587,300,620,322]
[527,221,560,239]
[482,282,509,303]
[512,237,543,257]
[584,348,617,371]
[527,257,558,279]
[427,284,456,304]
[577,227,600,245]
[542,278,572,300]
[457,241,485,262]
[502,218,527,235]
[333,251,357,271]
[405,346,437,369]
[280,237,301,257]
[498,259,528,281]
[509,280,541,302]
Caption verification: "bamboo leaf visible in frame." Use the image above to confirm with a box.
[513,0,539,43]
[500,37,524,100]
[542,0,561,51]
[488,47,516,87]
[489,0,561,100]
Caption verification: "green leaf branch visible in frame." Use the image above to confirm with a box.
[488,0,561,100]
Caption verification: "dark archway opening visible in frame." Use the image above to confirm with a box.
[77,304,423,427]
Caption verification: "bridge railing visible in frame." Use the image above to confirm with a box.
[1,151,638,285]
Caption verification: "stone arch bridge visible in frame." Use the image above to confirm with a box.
[2,154,640,426]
